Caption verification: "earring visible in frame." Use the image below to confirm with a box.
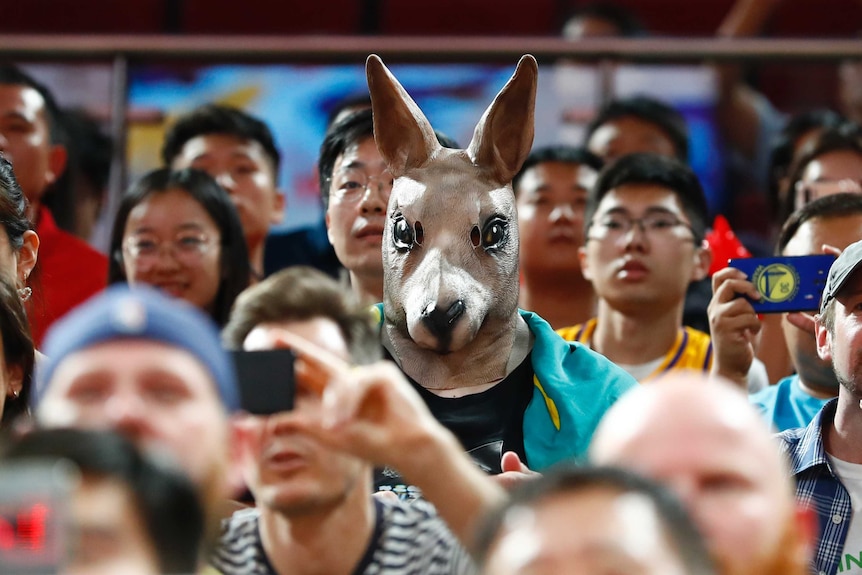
[11,389,18,399]
[17,286,31,302]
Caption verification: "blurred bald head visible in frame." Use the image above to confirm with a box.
[590,372,809,575]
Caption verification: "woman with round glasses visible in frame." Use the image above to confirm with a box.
[108,168,250,326]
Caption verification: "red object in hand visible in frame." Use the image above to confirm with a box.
[706,215,751,276]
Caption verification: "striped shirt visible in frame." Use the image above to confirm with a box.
[210,498,477,575]
[778,399,849,575]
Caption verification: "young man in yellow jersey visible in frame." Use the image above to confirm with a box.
[557,153,766,389]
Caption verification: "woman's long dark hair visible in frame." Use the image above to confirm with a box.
[0,156,35,427]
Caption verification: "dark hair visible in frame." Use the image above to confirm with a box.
[318,108,459,210]
[475,465,716,575]
[0,159,35,427]
[108,168,250,327]
[0,155,32,252]
[584,95,689,162]
[60,109,112,197]
[768,109,845,218]
[223,266,381,365]
[2,428,204,574]
[782,122,862,221]
[319,109,375,211]
[161,104,281,175]
[325,94,372,129]
[513,145,604,193]
[585,153,708,243]
[776,192,862,255]
[0,65,64,143]
[46,108,113,234]
[0,277,33,428]
[561,2,644,37]
[433,130,459,150]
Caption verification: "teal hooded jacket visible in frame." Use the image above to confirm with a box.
[374,305,637,470]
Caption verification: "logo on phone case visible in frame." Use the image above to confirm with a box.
[753,263,799,303]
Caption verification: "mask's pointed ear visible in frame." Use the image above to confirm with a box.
[467,55,537,185]
[366,54,441,177]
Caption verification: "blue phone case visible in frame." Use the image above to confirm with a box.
[728,254,836,313]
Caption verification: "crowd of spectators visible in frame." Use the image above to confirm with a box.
[1,1,862,574]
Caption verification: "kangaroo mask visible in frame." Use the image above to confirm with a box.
[367,54,537,392]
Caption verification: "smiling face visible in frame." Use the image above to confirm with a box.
[121,188,222,313]
[580,184,707,316]
[170,134,283,250]
[516,161,597,278]
[239,318,366,514]
[325,136,391,293]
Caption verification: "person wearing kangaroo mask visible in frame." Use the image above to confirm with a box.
[367,54,636,485]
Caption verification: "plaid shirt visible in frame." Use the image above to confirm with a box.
[778,399,850,575]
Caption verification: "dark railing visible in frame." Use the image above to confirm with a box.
[0,35,860,62]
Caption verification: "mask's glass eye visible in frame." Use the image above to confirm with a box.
[470,225,481,248]
[481,217,508,250]
[392,216,415,251]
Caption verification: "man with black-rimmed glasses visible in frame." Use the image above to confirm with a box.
[558,153,767,390]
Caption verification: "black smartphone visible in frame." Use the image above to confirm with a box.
[231,349,295,415]
[729,254,836,313]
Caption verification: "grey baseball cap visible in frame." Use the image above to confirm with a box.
[820,239,862,314]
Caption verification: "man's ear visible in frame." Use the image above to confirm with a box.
[816,314,833,362]
[270,190,286,225]
[579,245,593,282]
[45,144,67,187]
[691,240,713,282]
[17,230,39,287]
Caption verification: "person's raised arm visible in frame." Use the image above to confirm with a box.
[715,0,784,161]
[255,328,507,553]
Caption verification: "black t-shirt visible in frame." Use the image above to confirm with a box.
[375,351,534,497]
